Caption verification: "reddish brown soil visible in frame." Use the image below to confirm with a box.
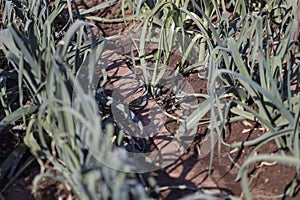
[86,1,300,199]
[147,74,300,199]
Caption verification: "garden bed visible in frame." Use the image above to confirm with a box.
[1,0,300,199]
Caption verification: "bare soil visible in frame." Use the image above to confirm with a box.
[92,2,300,199]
